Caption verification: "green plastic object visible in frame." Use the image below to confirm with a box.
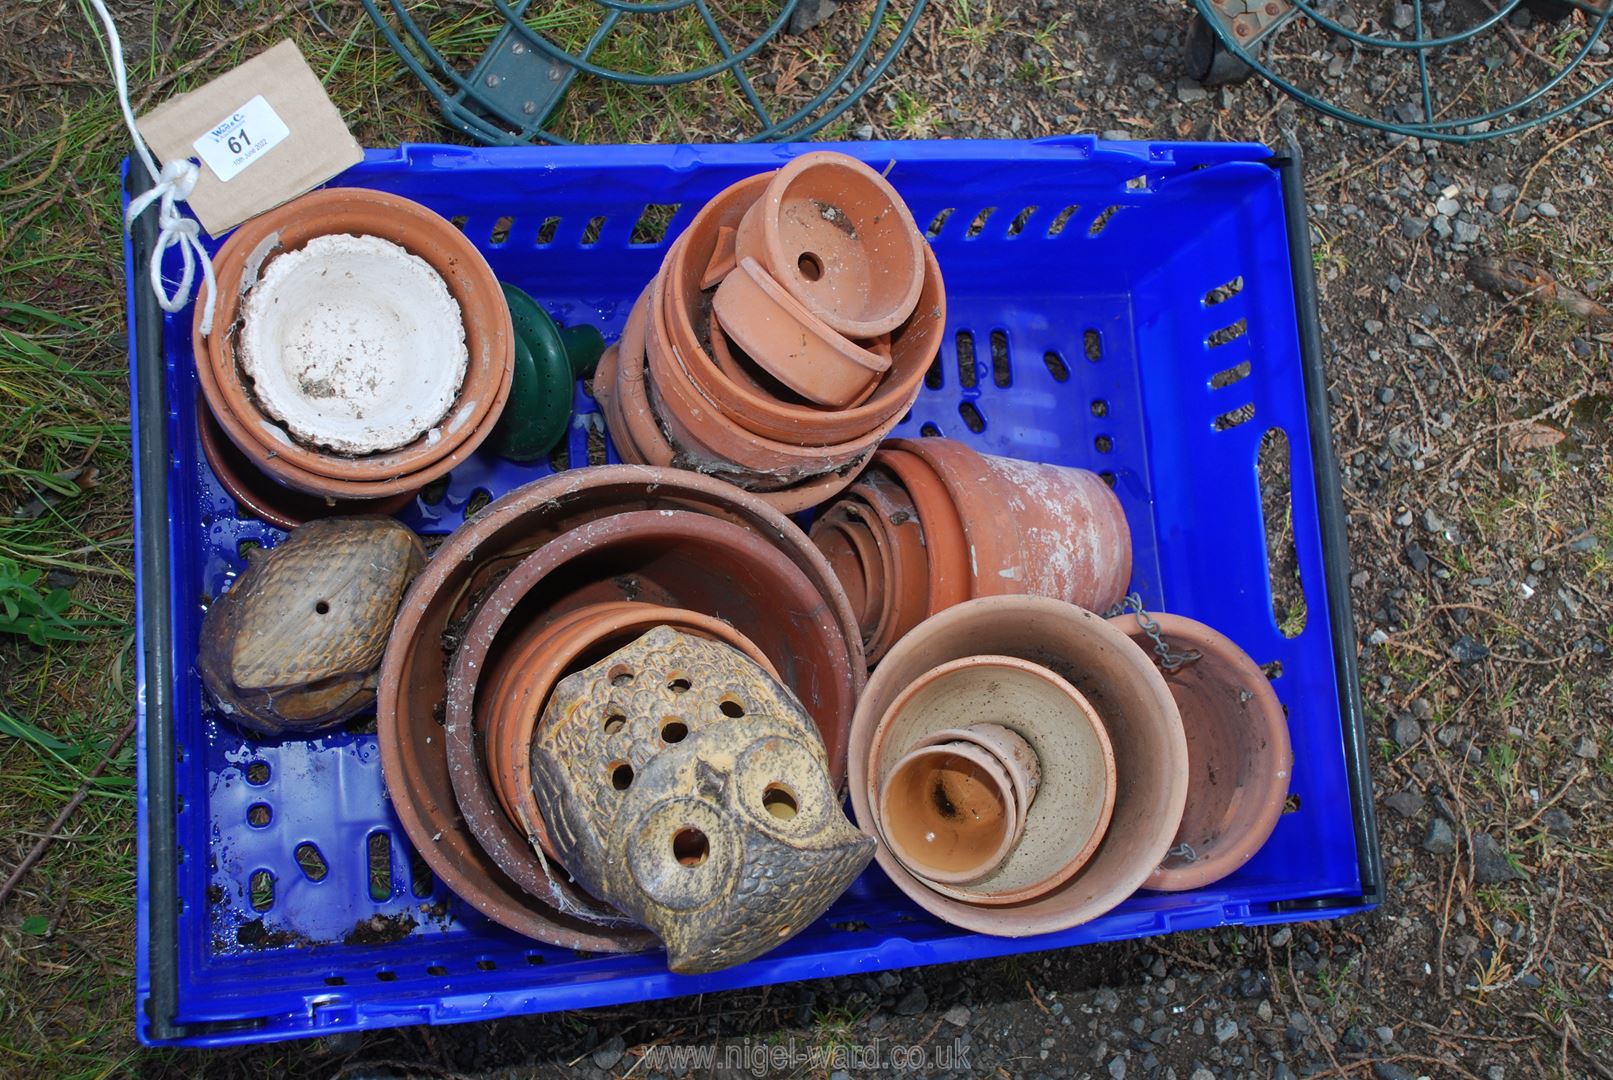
[495,283,604,462]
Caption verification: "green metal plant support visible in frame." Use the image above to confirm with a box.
[496,284,605,462]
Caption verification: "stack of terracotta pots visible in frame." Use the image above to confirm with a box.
[376,465,865,954]
[811,437,1133,663]
[594,152,947,513]
[194,188,515,527]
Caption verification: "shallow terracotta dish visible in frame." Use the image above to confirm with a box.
[847,596,1187,936]
[868,654,1115,904]
[1109,613,1292,891]
[735,151,925,339]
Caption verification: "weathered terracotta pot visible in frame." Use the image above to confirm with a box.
[734,151,925,339]
[712,256,889,408]
[885,438,1133,613]
[868,655,1115,904]
[531,627,875,973]
[811,510,881,629]
[847,597,1187,935]
[1109,613,1292,891]
[864,449,972,613]
[196,400,415,529]
[198,517,425,737]
[194,187,513,498]
[822,468,932,664]
[667,224,946,445]
[879,738,1023,886]
[376,466,862,946]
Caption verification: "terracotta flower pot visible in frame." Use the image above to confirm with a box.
[908,723,1043,839]
[829,468,931,664]
[867,655,1116,904]
[194,187,514,499]
[376,466,863,946]
[811,511,882,629]
[1109,613,1293,892]
[666,222,946,445]
[878,739,1024,886]
[885,438,1133,614]
[847,597,1187,936]
[195,399,415,529]
[865,449,972,613]
[712,256,889,408]
[734,151,925,339]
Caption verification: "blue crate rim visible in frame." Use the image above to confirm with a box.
[126,137,1382,1045]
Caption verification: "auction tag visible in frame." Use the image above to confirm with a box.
[137,39,363,236]
[191,95,290,183]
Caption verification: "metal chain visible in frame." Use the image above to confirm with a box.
[1106,592,1202,673]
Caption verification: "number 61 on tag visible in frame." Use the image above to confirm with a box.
[192,95,291,183]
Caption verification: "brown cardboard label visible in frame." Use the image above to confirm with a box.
[136,39,363,235]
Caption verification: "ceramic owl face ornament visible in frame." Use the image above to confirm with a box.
[530,626,874,973]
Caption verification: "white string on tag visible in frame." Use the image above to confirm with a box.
[89,0,218,335]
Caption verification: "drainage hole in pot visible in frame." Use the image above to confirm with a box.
[958,401,986,434]
[673,828,709,867]
[661,720,688,743]
[609,664,635,687]
[719,697,745,718]
[666,674,692,694]
[247,803,271,828]
[603,711,627,734]
[296,842,328,882]
[610,761,634,790]
[1094,435,1113,454]
[314,600,330,615]
[797,252,824,282]
[762,784,798,820]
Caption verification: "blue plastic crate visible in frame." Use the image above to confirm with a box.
[126,138,1380,1046]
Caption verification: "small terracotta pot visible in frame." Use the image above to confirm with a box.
[1109,613,1293,891]
[195,187,514,498]
[879,739,1023,886]
[660,183,945,444]
[840,469,930,662]
[847,597,1187,936]
[377,466,863,945]
[811,511,882,629]
[887,438,1133,613]
[713,256,888,408]
[867,654,1115,905]
[195,399,415,529]
[909,723,1042,838]
[735,152,925,339]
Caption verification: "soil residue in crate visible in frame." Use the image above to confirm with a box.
[344,912,419,946]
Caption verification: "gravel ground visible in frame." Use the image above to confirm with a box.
[2,0,1610,1076]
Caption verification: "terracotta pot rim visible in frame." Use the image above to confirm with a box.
[885,437,1019,600]
[195,187,513,496]
[870,449,971,615]
[867,652,1117,905]
[195,398,415,529]
[1110,613,1293,892]
[747,151,926,339]
[847,596,1186,936]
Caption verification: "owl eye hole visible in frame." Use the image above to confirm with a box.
[608,664,634,687]
[603,711,626,734]
[672,828,709,866]
[666,674,692,694]
[610,761,634,790]
[719,697,746,719]
[661,720,688,743]
[762,784,798,820]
